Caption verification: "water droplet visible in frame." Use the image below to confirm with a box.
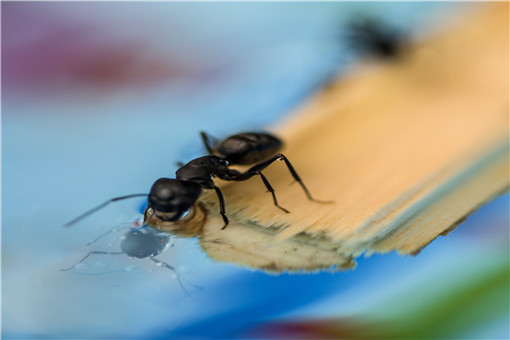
[125,266,136,272]
[181,208,191,218]
[75,263,87,270]
[179,265,190,273]
[94,261,107,267]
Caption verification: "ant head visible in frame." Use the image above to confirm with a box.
[120,227,170,258]
[148,178,202,221]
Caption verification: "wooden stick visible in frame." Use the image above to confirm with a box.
[151,3,509,272]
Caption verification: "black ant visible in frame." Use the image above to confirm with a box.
[345,17,407,60]
[61,223,189,294]
[64,131,323,230]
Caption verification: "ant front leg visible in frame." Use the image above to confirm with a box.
[61,251,123,271]
[86,226,124,246]
[213,186,229,229]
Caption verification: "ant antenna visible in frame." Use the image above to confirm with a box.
[200,131,218,154]
[64,194,148,227]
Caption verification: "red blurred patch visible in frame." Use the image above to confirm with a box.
[244,318,376,339]
[4,31,192,93]
[2,4,221,97]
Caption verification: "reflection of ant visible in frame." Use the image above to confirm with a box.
[61,223,189,294]
[64,131,326,230]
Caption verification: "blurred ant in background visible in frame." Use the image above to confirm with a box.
[345,16,408,60]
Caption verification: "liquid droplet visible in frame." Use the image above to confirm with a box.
[125,266,136,272]
[75,263,87,270]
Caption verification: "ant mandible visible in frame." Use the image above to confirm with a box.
[65,131,323,230]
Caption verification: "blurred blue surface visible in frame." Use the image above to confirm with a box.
[2,2,508,339]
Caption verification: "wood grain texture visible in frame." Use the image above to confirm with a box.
[148,3,509,272]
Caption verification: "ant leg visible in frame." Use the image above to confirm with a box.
[200,131,217,154]
[61,251,123,271]
[258,172,290,213]
[87,221,140,246]
[245,153,329,202]
[231,170,289,213]
[276,154,314,201]
[149,257,190,296]
[213,186,229,229]
[86,226,124,246]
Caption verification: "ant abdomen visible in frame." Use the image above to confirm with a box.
[216,132,283,165]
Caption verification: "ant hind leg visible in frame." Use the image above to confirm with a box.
[247,153,332,203]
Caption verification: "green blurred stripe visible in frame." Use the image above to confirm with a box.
[359,260,509,339]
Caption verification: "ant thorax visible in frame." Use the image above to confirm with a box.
[143,203,207,237]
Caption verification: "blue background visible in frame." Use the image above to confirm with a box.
[2,2,508,339]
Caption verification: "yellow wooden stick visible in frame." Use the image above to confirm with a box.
[148,3,509,273]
